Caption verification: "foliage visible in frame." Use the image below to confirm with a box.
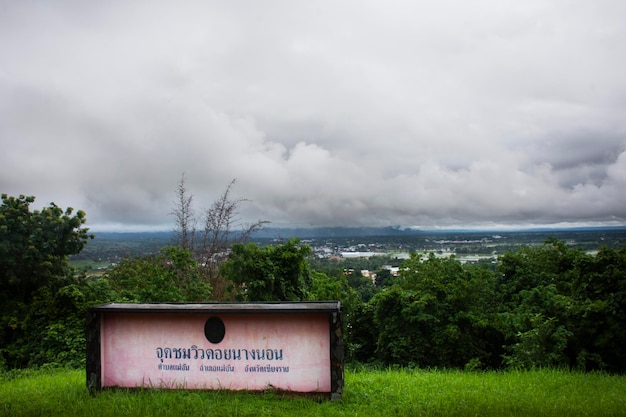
[308,270,363,361]
[104,246,211,303]
[346,301,378,363]
[373,267,395,287]
[347,240,626,372]
[0,194,92,302]
[572,245,626,372]
[0,194,93,370]
[3,191,626,373]
[309,270,359,311]
[499,239,626,372]
[372,286,428,366]
[371,254,504,369]
[3,245,211,369]
[504,313,573,370]
[220,239,312,301]
[345,270,379,302]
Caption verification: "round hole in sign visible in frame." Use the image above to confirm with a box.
[204,317,225,344]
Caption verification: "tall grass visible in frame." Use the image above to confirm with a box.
[2,367,625,416]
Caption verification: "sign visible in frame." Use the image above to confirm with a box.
[86,302,343,399]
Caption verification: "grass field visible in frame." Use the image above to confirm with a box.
[70,259,113,277]
[2,367,625,416]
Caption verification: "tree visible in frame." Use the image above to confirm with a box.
[171,172,196,250]
[105,246,211,303]
[345,270,379,302]
[499,240,626,372]
[171,176,269,299]
[348,301,378,363]
[220,240,312,301]
[497,238,626,372]
[0,194,92,303]
[571,245,626,372]
[372,253,503,368]
[374,268,394,288]
[0,194,92,369]
[308,270,363,362]
[373,286,430,366]
[497,240,576,369]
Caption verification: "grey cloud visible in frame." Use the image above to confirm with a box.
[518,130,626,188]
[2,0,626,230]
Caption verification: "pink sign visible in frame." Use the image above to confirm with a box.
[100,312,331,392]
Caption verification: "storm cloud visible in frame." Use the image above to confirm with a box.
[1,0,626,230]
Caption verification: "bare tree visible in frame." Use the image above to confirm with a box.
[171,175,269,299]
[197,179,269,294]
[171,173,196,250]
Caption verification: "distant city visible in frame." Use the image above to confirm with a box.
[72,226,626,275]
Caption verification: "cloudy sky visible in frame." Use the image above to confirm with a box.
[2,0,626,231]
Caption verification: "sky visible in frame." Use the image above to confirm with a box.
[2,0,626,232]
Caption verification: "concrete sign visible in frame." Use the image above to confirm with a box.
[87,302,343,399]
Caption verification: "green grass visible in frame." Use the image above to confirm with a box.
[70,259,112,276]
[2,367,625,416]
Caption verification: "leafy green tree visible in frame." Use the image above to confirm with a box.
[373,253,503,368]
[498,238,579,303]
[373,286,430,366]
[221,240,312,301]
[345,270,379,302]
[374,268,395,288]
[498,238,626,372]
[308,270,364,362]
[105,246,211,303]
[309,270,359,308]
[9,245,210,369]
[12,276,116,369]
[571,245,626,371]
[497,239,579,369]
[0,194,92,303]
[0,194,92,369]
[348,301,378,363]
[501,285,574,369]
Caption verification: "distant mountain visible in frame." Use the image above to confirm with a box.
[89,225,626,241]
[91,231,174,240]
[90,226,426,240]
[248,226,420,239]
[251,225,626,238]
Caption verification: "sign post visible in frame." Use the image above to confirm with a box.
[86,302,343,400]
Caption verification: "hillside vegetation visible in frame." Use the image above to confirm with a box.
[1,193,626,373]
